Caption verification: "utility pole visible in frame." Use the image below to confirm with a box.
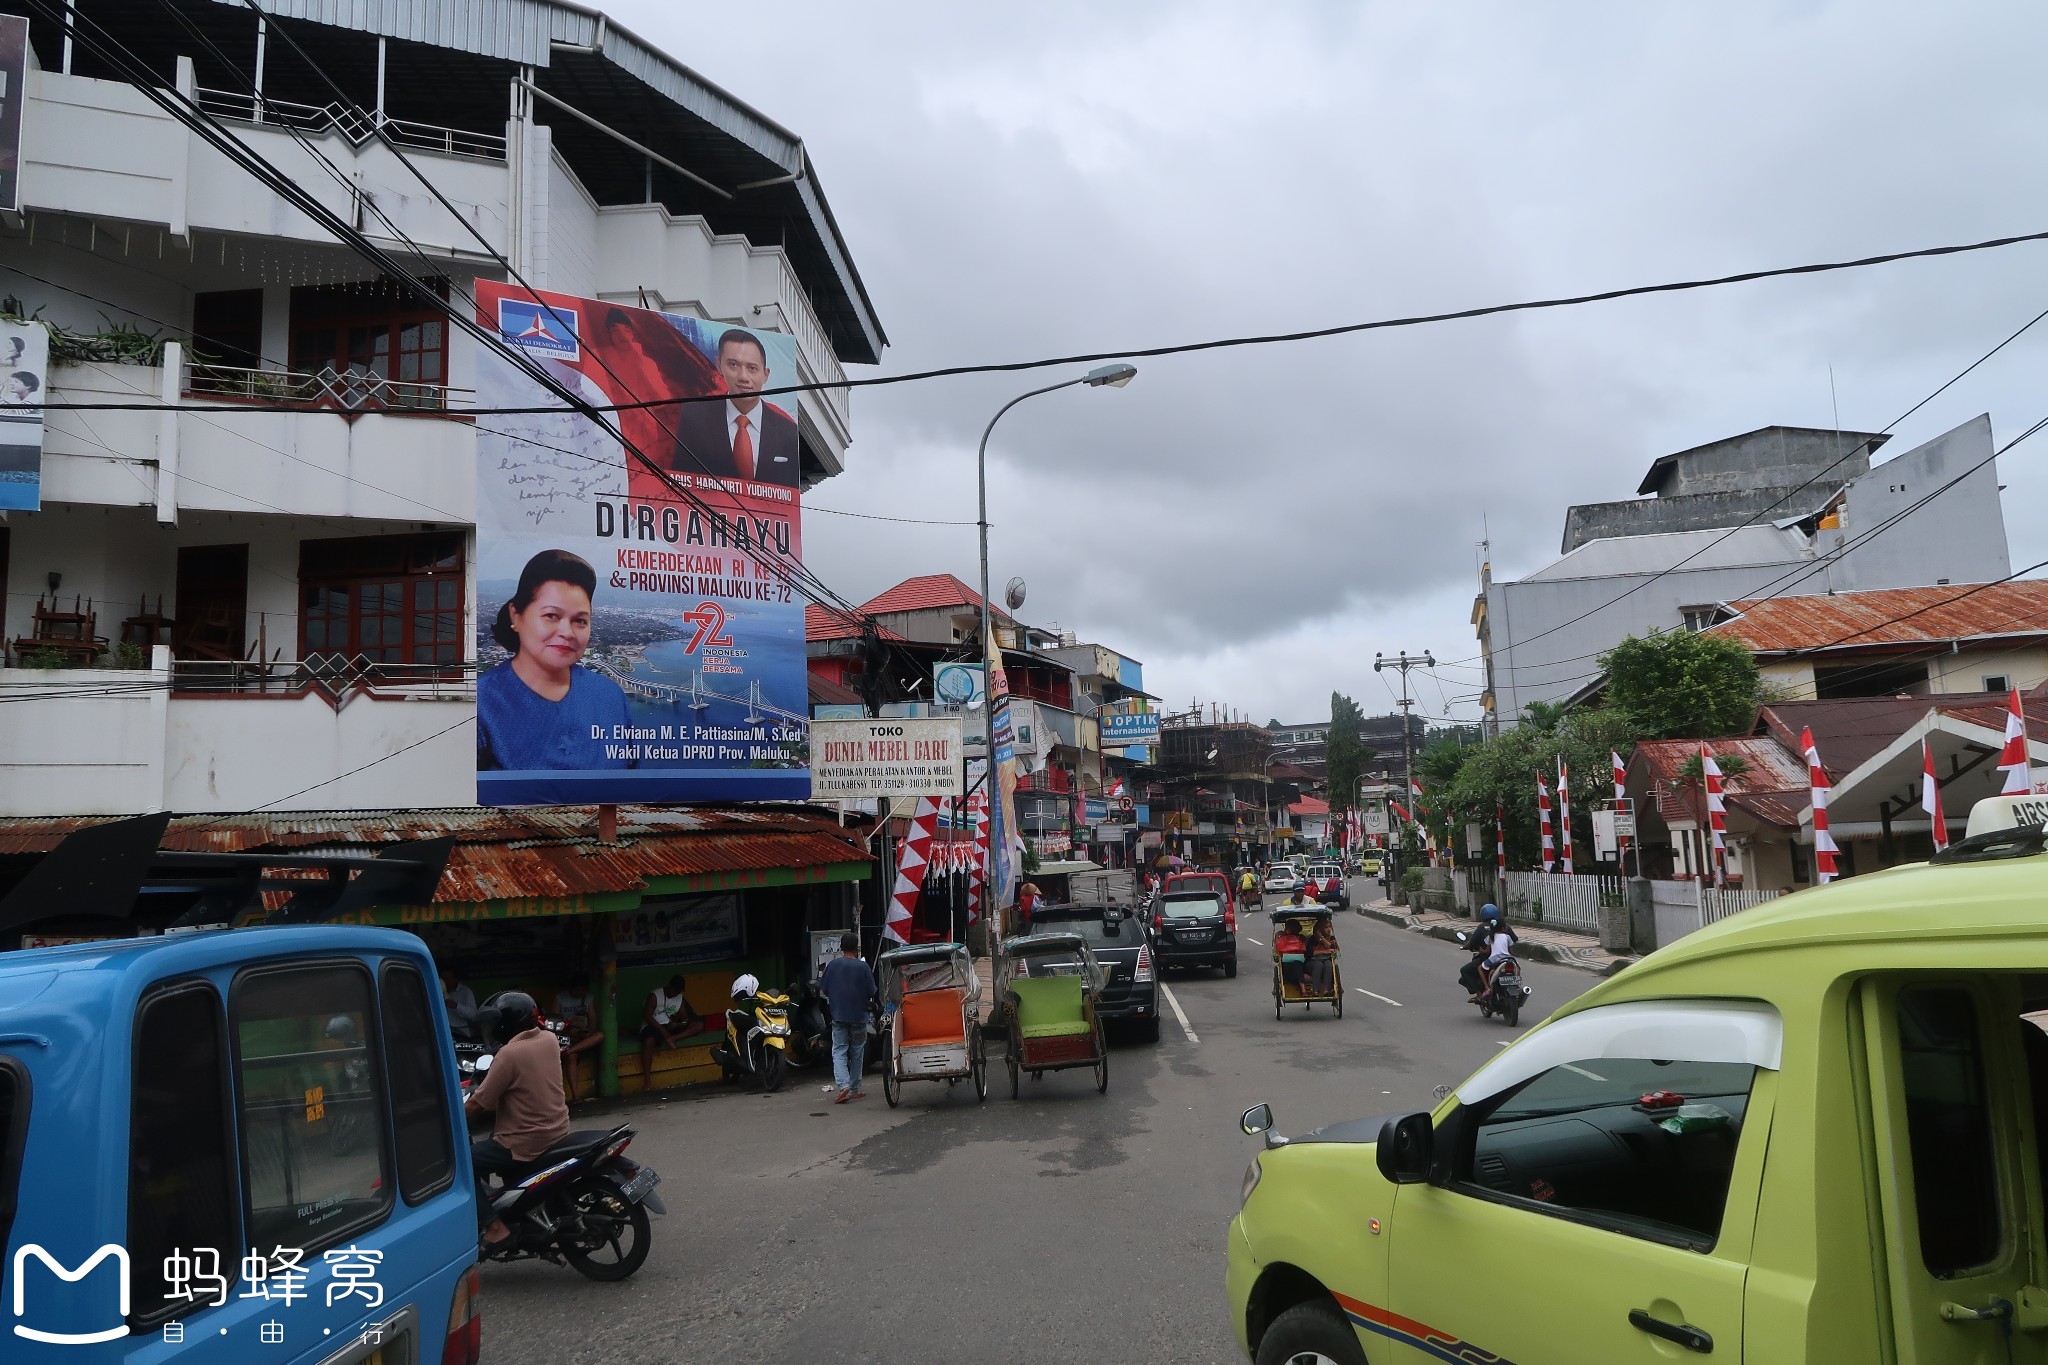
[1374,650,1434,869]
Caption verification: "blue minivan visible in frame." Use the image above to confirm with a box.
[0,925,481,1363]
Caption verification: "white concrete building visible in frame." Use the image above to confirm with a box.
[1475,416,2011,727]
[0,0,884,816]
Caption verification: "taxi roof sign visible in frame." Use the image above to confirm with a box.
[1964,793,2048,839]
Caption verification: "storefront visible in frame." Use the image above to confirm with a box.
[0,804,873,1098]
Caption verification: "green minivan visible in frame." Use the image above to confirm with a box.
[1228,793,2048,1365]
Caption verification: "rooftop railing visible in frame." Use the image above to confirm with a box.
[184,360,472,413]
[196,87,507,161]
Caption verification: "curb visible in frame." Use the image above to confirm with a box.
[1355,904,1634,978]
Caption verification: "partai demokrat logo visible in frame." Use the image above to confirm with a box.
[498,297,580,360]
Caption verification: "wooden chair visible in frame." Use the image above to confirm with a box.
[13,595,106,666]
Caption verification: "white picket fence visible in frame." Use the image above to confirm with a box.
[1651,879,1783,944]
[1496,871,1603,933]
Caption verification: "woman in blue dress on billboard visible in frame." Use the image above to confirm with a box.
[477,549,636,770]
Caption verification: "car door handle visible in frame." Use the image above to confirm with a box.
[1629,1309,1713,1353]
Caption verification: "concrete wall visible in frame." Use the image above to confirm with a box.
[1761,645,2048,702]
[1648,427,1878,498]
[164,692,473,812]
[1564,487,1825,553]
[1486,416,2011,724]
[0,657,169,815]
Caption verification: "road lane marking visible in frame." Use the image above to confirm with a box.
[1158,982,1199,1044]
[1495,1041,1512,1048]
[1246,936,1264,946]
[1563,1064,1607,1082]
[1354,988,1404,1008]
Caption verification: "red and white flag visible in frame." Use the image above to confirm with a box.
[884,796,943,943]
[1556,759,1575,876]
[1410,776,1429,818]
[1999,686,2034,795]
[1611,749,1629,868]
[966,788,990,924]
[1495,798,1506,875]
[1700,744,1728,889]
[1537,775,1555,872]
[1922,738,1949,853]
[1801,727,1838,884]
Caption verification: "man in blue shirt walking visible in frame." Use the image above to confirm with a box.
[817,932,876,1103]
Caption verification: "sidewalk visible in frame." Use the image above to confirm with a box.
[1358,898,1637,977]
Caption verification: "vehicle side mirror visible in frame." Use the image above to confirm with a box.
[1241,1103,1272,1136]
[1376,1111,1433,1184]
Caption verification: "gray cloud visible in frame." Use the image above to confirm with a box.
[612,0,2048,723]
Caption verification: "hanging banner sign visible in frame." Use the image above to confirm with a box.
[0,316,47,512]
[0,16,25,215]
[471,282,809,804]
[809,716,964,798]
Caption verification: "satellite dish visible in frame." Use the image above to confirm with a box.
[1004,577,1027,611]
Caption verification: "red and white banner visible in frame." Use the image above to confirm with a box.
[1495,797,1506,875]
[1922,739,1949,853]
[967,789,989,924]
[1801,727,1838,884]
[1537,775,1555,872]
[1611,749,1629,869]
[884,797,943,944]
[1700,744,1728,889]
[1556,758,1575,876]
[1999,686,2034,795]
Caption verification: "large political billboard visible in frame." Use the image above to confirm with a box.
[473,281,809,804]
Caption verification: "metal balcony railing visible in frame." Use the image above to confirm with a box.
[195,88,508,161]
[184,361,472,413]
[172,656,475,704]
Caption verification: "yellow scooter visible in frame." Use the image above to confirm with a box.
[709,972,792,1092]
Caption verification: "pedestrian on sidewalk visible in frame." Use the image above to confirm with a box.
[819,932,876,1103]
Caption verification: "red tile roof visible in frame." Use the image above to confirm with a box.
[804,604,906,643]
[1712,581,2048,653]
[859,573,1011,621]
[1288,796,1330,816]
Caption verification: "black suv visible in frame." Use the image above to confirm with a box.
[1030,902,1160,1043]
[1150,890,1237,977]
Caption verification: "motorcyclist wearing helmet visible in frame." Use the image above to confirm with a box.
[464,990,571,1247]
[1460,904,1518,1000]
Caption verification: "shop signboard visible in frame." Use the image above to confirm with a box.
[472,282,808,804]
[812,703,865,720]
[1029,832,1072,858]
[1084,797,1109,823]
[612,893,744,962]
[0,316,47,512]
[1100,707,1161,746]
[809,716,964,798]
[934,662,985,711]
[1363,808,1390,836]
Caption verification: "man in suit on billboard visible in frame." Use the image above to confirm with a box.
[672,329,801,487]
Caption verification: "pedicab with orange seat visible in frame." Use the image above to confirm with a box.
[876,941,987,1106]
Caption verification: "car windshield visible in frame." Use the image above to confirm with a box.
[1034,909,1142,948]
[1160,895,1224,920]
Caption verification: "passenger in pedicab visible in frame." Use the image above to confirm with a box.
[1273,919,1308,992]
[1307,918,1338,994]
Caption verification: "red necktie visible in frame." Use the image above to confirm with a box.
[733,413,754,479]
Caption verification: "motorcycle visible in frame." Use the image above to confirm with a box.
[710,987,793,1091]
[784,978,835,1069]
[478,1118,665,1281]
[1455,930,1533,1028]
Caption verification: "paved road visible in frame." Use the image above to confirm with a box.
[479,889,1597,1364]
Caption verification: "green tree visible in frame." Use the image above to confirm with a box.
[1442,707,1642,869]
[1601,630,1761,740]
[1324,691,1373,813]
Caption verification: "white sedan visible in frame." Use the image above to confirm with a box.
[1263,866,1302,893]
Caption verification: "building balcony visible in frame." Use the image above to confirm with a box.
[42,349,476,522]
[0,650,474,817]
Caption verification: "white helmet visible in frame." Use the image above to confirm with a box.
[732,973,760,998]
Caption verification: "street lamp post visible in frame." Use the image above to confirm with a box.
[976,363,1136,942]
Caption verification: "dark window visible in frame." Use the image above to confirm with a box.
[1457,1057,1758,1248]
[290,278,448,399]
[381,962,456,1204]
[0,1057,27,1311]
[1899,988,2001,1276]
[190,289,266,371]
[128,982,239,1325]
[232,963,392,1251]
[1815,660,1930,699]
[1985,675,2011,694]
[299,532,464,665]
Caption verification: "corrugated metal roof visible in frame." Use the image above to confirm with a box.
[1631,736,1811,815]
[804,605,905,643]
[1713,581,2048,653]
[1521,525,1810,584]
[0,805,871,902]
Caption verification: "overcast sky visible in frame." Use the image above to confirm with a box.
[615,1,2048,727]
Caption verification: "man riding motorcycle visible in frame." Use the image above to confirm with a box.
[1459,904,1518,1000]
[464,990,571,1248]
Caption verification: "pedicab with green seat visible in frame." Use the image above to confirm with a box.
[997,931,1110,1097]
